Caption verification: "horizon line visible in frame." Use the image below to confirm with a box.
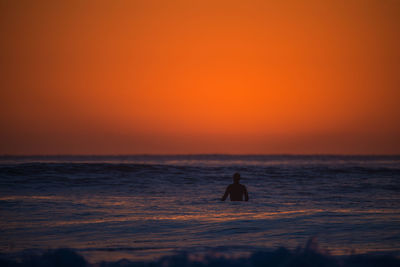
[1,153,399,157]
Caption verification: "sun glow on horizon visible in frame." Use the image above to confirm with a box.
[1,0,399,154]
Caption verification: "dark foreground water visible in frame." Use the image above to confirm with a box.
[0,155,399,265]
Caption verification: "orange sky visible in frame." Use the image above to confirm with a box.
[1,0,399,154]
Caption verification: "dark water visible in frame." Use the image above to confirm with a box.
[0,155,399,264]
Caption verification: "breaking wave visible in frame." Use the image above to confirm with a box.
[1,240,399,267]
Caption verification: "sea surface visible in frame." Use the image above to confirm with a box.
[0,155,399,264]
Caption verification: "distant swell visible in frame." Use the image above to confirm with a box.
[1,162,399,176]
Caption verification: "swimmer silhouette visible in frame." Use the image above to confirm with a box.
[221,173,249,201]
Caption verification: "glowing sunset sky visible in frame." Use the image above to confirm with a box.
[1,0,399,154]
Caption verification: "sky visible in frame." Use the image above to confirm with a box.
[0,0,399,155]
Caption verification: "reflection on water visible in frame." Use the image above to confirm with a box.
[0,155,399,262]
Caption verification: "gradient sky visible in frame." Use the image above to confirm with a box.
[1,0,399,154]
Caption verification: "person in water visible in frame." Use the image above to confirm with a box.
[221,173,249,201]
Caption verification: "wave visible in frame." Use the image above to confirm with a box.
[1,240,399,267]
[1,161,399,176]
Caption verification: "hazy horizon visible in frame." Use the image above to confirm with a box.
[1,0,399,155]
[2,153,399,157]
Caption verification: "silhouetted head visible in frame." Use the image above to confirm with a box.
[233,172,241,183]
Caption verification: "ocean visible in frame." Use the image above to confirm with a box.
[0,155,399,266]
